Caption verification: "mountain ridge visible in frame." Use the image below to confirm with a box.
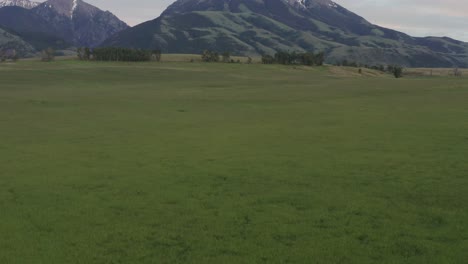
[103,0,468,67]
[0,0,38,9]
[0,0,128,50]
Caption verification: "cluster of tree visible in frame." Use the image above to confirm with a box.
[387,65,403,78]
[336,60,389,71]
[336,60,404,78]
[453,68,463,77]
[201,50,220,62]
[261,51,325,66]
[77,47,162,62]
[77,47,92,60]
[41,48,55,62]
[0,49,18,62]
[201,50,248,63]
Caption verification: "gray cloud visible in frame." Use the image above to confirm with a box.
[336,0,468,41]
[39,0,468,41]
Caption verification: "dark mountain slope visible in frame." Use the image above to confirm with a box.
[0,0,128,50]
[32,0,129,47]
[103,0,468,67]
[0,6,69,49]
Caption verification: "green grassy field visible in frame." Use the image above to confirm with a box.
[0,60,467,263]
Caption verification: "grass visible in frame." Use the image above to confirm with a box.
[0,60,467,263]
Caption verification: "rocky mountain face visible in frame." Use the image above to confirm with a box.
[103,0,468,67]
[0,6,70,50]
[0,0,38,9]
[32,0,129,47]
[0,0,128,51]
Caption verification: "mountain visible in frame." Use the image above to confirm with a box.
[103,0,468,67]
[0,6,70,50]
[0,0,128,49]
[0,0,38,9]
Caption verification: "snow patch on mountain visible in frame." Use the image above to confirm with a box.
[286,0,306,9]
[71,0,77,18]
[0,0,39,9]
[285,0,339,9]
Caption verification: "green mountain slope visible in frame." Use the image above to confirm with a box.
[0,26,36,57]
[103,0,468,67]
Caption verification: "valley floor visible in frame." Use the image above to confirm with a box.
[0,60,467,263]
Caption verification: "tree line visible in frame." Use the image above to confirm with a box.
[77,47,162,62]
[261,51,325,66]
[200,50,251,64]
[0,49,18,62]
[335,60,404,78]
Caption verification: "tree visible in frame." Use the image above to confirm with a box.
[314,52,325,66]
[299,52,315,66]
[222,51,231,63]
[275,51,294,65]
[152,50,162,62]
[0,50,5,62]
[77,47,84,60]
[41,48,55,62]
[247,56,252,64]
[453,68,462,77]
[77,47,91,60]
[261,54,275,64]
[392,65,403,78]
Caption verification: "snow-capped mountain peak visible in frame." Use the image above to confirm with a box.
[0,0,39,9]
[37,0,81,18]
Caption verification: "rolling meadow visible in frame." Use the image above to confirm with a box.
[0,59,467,263]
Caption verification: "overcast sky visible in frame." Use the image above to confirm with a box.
[58,0,468,41]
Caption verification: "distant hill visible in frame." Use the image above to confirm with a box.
[103,0,468,67]
[0,0,128,52]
